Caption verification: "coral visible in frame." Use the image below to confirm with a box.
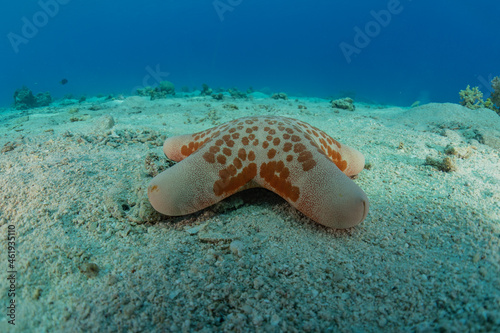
[459,83,499,114]
[424,156,457,172]
[271,92,288,100]
[13,86,36,110]
[211,93,224,100]
[137,81,175,100]
[222,103,238,110]
[331,97,355,111]
[158,81,175,95]
[200,83,213,96]
[35,92,52,106]
[13,86,52,110]
[490,76,500,113]
[136,87,153,97]
[228,88,247,99]
[459,85,485,109]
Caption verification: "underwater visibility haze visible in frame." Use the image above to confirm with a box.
[1,0,500,106]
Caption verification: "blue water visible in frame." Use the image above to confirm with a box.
[1,0,499,108]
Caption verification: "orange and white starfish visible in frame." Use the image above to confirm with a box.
[148,116,369,229]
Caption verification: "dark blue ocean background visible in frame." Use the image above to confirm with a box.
[1,0,499,108]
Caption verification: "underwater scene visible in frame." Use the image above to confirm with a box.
[1,1,499,332]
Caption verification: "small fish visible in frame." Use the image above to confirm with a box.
[60,78,68,85]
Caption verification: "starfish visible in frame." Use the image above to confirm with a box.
[148,116,369,229]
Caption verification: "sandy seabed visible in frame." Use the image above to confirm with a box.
[0,95,499,332]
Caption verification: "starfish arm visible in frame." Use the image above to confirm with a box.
[162,124,230,162]
[257,154,368,229]
[162,134,200,162]
[149,131,258,215]
[336,145,365,177]
[147,152,236,216]
[296,166,368,229]
[292,119,365,177]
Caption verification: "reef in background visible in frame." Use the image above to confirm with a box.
[13,86,52,110]
[459,76,500,115]
[491,76,500,111]
[136,81,175,100]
